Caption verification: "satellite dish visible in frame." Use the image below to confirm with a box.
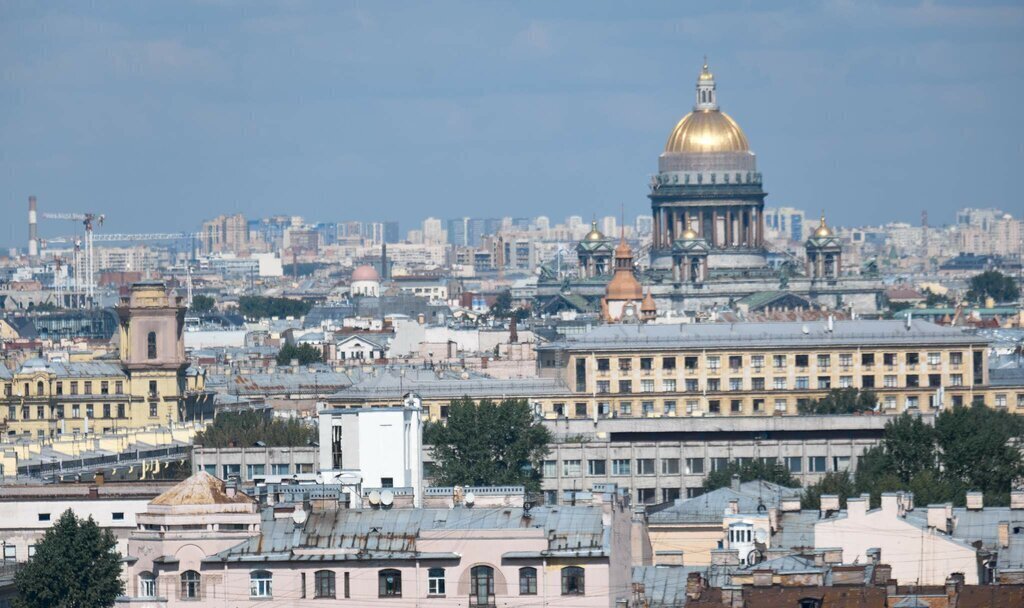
[292,508,308,525]
[754,529,768,543]
[747,550,762,566]
[368,490,381,506]
[381,490,394,507]
[464,492,475,506]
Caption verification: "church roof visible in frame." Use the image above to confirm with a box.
[150,472,256,507]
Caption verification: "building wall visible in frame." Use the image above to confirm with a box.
[0,498,147,562]
[191,447,319,481]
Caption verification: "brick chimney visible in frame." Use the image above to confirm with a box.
[965,491,983,510]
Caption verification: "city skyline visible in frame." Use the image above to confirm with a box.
[3,1,1023,245]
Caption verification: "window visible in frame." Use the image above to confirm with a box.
[3,545,15,561]
[102,404,111,418]
[640,379,655,393]
[950,351,963,366]
[596,381,610,394]
[685,379,699,392]
[751,355,764,370]
[612,459,631,475]
[574,402,587,417]
[250,570,272,598]
[664,400,676,415]
[344,572,350,598]
[708,400,720,414]
[710,457,729,472]
[684,356,698,370]
[115,381,123,394]
[817,377,831,390]
[222,464,240,479]
[884,375,897,388]
[149,380,158,396]
[146,331,158,359]
[731,400,742,413]
[38,513,50,522]
[839,376,853,388]
[427,567,445,596]
[884,396,897,410]
[996,394,1008,408]
[729,355,742,370]
[929,374,942,388]
[519,567,538,595]
[56,382,63,395]
[618,358,632,371]
[786,456,802,473]
[642,401,655,415]
[906,375,920,388]
[112,512,124,521]
[101,381,109,395]
[795,377,809,389]
[862,353,875,367]
[663,488,681,503]
[618,380,632,394]
[839,353,852,369]
[752,377,765,390]
[883,353,896,367]
[662,357,676,370]
[117,403,125,418]
[862,376,875,388]
[149,403,158,417]
[662,379,676,392]
[799,598,822,608]
[597,358,610,371]
[707,379,721,391]
[707,356,720,371]
[543,460,557,477]
[833,456,851,472]
[640,357,653,371]
[795,354,809,368]
[247,464,265,479]
[729,378,742,391]
[906,352,919,366]
[139,572,157,598]
[181,571,201,600]
[808,456,827,473]
[378,569,402,597]
[619,401,632,416]
[70,381,78,395]
[637,458,655,475]
[587,459,606,476]
[562,460,581,476]
[471,566,494,605]
[927,352,941,366]
[773,354,787,368]
[661,458,680,475]
[561,567,585,596]
[638,488,656,504]
[951,374,963,386]
[272,463,290,475]
[686,458,704,475]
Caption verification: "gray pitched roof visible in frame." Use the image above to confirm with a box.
[650,481,801,525]
[328,367,568,401]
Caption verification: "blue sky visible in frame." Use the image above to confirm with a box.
[2,1,1023,244]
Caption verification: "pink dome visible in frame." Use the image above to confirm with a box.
[351,265,380,282]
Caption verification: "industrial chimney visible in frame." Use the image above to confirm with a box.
[28,196,38,258]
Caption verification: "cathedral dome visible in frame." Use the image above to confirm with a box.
[665,110,749,153]
[664,61,750,154]
[351,265,380,282]
[583,221,606,242]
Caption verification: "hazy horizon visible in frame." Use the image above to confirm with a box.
[3,1,1023,248]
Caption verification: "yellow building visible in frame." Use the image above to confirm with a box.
[535,319,1022,418]
[1,282,188,438]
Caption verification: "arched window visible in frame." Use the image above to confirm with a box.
[314,570,335,599]
[147,331,157,359]
[250,570,272,598]
[427,567,445,596]
[519,567,537,595]
[36,381,44,395]
[378,569,402,598]
[138,572,156,598]
[470,565,494,605]
[180,570,201,600]
[561,566,584,596]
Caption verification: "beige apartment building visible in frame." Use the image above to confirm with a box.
[535,319,1014,418]
[1,282,197,439]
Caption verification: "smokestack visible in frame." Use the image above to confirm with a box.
[381,242,388,280]
[28,196,38,258]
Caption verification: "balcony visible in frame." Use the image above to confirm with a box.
[469,595,496,607]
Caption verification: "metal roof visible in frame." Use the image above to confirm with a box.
[539,319,988,352]
[15,360,126,378]
[210,504,606,563]
[650,481,802,525]
[328,367,568,401]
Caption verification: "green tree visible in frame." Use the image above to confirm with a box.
[189,294,215,314]
[966,270,1020,304]
[935,403,1024,501]
[490,290,513,318]
[877,413,936,482]
[801,472,857,510]
[276,343,324,366]
[923,288,950,307]
[702,459,800,492]
[238,296,312,319]
[798,388,877,415]
[427,397,550,493]
[193,410,318,448]
[14,509,124,608]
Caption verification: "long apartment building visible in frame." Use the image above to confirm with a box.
[535,319,1013,418]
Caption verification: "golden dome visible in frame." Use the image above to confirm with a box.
[665,110,749,153]
[814,214,833,238]
[583,221,605,242]
[681,227,699,240]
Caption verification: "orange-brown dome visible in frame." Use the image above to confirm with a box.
[641,290,657,312]
[351,265,380,282]
[606,272,643,301]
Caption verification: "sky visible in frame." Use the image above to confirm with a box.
[2,0,1023,246]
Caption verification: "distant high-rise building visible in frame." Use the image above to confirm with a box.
[422,217,446,245]
[200,213,250,255]
[447,218,469,247]
[383,221,400,244]
[635,215,653,236]
[764,207,806,243]
[601,216,618,239]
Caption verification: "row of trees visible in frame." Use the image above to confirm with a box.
[193,410,319,448]
[238,295,312,319]
[276,343,324,366]
[803,404,1024,509]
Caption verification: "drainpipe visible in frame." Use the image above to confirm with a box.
[542,557,548,606]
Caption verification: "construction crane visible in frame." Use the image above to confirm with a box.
[40,211,104,306]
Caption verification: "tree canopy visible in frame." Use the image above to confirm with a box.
[14,509,124,608]
[189,294,215,314]
[276,343,324,366]
[425,397,551,493]
[966,270,1020,304]
[802,405,1024,508]
[193,410,318,449]
[798,388,877,415]
[238,295,312,319]
[703,459,800,492]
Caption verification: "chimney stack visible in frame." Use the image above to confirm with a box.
[28,196,38,258]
